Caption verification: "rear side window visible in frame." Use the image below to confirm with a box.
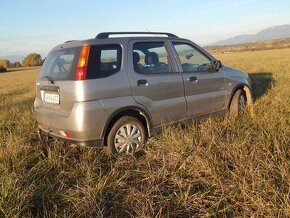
[39,47,80,80]
[87,44,122,79]
[133,42,172,74]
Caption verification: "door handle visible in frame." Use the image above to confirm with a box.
[188,76,198,82]
[137,79,148,87]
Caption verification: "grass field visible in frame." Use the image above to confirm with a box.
[0,49,289,217]
[206,38,290,53]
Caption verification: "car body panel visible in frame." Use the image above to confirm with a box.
[167,40,228,117]
[35,98,108,141]
[127,39,187,127]
[181,70,227,117]
[223,66,252,107]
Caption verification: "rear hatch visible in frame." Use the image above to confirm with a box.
[34,40,127,139]
[36,46,81,115]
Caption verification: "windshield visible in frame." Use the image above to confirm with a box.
[39,47,80,81]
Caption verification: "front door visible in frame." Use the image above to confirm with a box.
[171,42,227,118]
[128,40,186,127]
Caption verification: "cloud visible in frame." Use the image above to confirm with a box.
[0,33,71,56]
[0,41,10,48]
[0,41,12,55]
[244,12,290,22]
[0,25,9,30]
[194,1,235,12]
[181,0,257,14]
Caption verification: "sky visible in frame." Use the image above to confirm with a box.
[1,0,290,58]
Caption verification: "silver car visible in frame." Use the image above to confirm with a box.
[34,32,252,154]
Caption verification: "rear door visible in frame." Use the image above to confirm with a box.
[128,40,186,127]
[171,41,227,117]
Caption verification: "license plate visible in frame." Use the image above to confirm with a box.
[44,93,60,104]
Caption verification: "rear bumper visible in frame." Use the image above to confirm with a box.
[38,127,104,147]
[34,98,109,143]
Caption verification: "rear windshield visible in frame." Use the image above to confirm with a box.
[38,44,122,81]
[38,47,80,81]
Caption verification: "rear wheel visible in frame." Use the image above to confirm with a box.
[106,116,146,155]
[229,89,247,116]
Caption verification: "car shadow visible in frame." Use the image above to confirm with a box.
[249,72,273,100]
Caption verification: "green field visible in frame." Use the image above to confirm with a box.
[0,49,289,217]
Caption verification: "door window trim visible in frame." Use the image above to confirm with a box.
[130,40,180,75]
[87,44,122,79]
[170,41,217,73]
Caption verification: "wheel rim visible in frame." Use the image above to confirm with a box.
[114,124,142,154]
[238,94,246,112]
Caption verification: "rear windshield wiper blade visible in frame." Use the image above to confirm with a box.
[41,75,55,84]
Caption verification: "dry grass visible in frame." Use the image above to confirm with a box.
[0,49,289,217]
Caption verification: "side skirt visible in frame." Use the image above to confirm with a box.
[150,109,228,136]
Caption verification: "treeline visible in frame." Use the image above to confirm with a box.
[0,53,43,72]
[206,38,290,54]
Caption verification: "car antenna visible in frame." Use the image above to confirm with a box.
[145,29,159,37]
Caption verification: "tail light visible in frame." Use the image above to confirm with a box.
[75,44,90,80]
[59,130,71,138]
[38,124,46,129]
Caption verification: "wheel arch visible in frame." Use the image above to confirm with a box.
[101,106,152,146]
[228,83,253,109]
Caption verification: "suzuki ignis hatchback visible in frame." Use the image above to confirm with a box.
[34,32,252,154]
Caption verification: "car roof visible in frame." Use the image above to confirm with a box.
[51,32,192,51]
[96,32,178,39]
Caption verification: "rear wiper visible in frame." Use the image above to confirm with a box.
[41,75,55,85]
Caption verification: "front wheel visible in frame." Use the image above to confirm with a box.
[229,89,247,116]
[106,116,146,155]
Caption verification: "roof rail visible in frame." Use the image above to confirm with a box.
[65,40,76,43]
[96,32,178,39]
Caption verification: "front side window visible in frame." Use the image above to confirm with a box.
[173,43,213,72]
[133,42,172,74]
[87,44,122,79]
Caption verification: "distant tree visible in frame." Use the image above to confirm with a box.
[0,59,11,69]
[0,66,7,72]
[22,53,42,67]
[14,62,22,68]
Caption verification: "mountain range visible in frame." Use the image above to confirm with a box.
[211,24,290,46]
[2,25,290,61]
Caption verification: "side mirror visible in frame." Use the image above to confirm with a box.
[212,60,222,71]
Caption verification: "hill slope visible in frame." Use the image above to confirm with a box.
[212,24,290,46]
[206,38,290,53]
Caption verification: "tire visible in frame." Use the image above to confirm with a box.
[229,89,247,117]
[106,116,146,155]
